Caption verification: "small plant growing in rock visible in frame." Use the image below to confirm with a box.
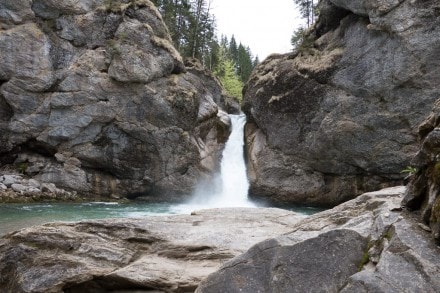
[17,162,28,174]
[401,166,418,176]
[106,39,121,57]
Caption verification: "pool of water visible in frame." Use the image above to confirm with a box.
[0,201,324,236]
[0,202,178,236]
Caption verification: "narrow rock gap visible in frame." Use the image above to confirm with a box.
[0,90,13,122]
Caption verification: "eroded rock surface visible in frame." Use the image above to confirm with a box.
[0,0,231,200]
[0,208,306,292]
[197,187,440,292]
[243,0,440,205]
[403,99,440,245]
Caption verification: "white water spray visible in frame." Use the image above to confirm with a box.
[173,113,255,213]
[217,114,251,206]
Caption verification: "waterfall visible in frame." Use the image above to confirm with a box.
[217,114,251,206]
[173,113,255,213]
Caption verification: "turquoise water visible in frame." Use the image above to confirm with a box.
[0,201,323,236]
[0,202,177,236]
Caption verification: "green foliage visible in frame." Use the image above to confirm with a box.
[291,0,318,52]
[291,26,314,53]
[293,0,318,28]
[358,251,370,271]
[106,39,121,57]
[17,162,28,174]
[215,47,243,99]
[401,166,418,176]
[102,0,146,13]
[151,0,258,82]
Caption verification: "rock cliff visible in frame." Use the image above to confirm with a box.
[243,0,440,206]
[0,0,233,200]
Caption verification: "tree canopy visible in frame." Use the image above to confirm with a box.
[291,0,318,50]
[151,0,259,99]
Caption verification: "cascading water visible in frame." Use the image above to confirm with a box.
[173,113,255,212]
[217,114,252,206]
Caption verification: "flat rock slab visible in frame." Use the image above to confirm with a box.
[0,207,306,293]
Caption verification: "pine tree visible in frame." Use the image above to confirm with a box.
[253,56,260,67]
[228,35,238,63]
[293,0,316,28]
[215,46,243,99]
[237,44,253,83]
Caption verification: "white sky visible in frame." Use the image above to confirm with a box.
[211,0,303,61]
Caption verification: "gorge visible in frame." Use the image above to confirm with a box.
[1,0,440,292]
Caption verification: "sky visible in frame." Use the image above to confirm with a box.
[211,0,303,61]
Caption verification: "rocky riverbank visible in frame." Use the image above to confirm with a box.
[0,172,80,203]
[1,186,439,292]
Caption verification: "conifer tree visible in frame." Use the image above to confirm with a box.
[237,44,253,83]
[228,35,238,63]
[293,0,316,28]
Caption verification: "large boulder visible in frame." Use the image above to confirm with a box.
[243,0,440,206]
[197,187,440,292]
[0,0,231,200]
[0,208,306,292]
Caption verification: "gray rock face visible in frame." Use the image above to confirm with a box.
[243,0,440,206]
[198,229,367,293]
[0,0,230,199]
[403,99,440,244]
[197,187,440,292]
[0,208,306,292]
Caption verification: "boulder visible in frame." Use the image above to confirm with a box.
[243,0,440,206]
[10,183,26,193]
[0,0,231,200]
[1,174,22,187]
[197,187,440,292]
[0,208,306,292]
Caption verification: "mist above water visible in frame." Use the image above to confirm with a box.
[173,114,256,213]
